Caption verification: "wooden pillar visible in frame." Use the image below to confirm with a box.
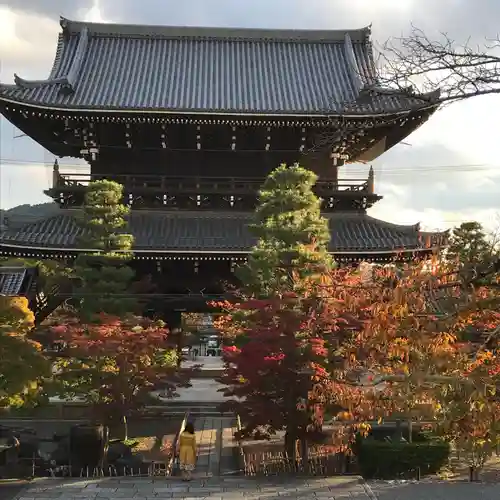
[165,310,182,331]
[330,153,340,189]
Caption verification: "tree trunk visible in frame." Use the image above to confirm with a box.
[395,419,404,442]
[122,414,128,441]
[469,465,481,482]
[300,436,309,465]
[176,332,183,368]
[285,429,297,461]
[407,418,413,443]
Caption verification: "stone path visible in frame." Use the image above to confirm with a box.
[8,476,500,499]
[0,481,27,500]
[9,476,372,499]
[192,416,237,477]
[367,480,500,499]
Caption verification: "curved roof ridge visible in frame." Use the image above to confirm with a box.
[362,213,421,234]
[9,25,89,93]
[59,16,372,42]
[13,75,67,89]
[361,84,441,104]
[48,33,66,80]
[420,228,450,237]
[1,31,66,90]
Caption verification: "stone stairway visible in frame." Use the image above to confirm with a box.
[191,415,239,477]
[147,402,232,417]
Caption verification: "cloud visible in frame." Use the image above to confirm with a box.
[0,0,94,20]
[94,0,500,41]
[370,203,500,234]
[0,0,499,233]
[0,163,53,208]
[0,7,60,80]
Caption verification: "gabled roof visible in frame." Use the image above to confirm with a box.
[0,210,445,255]
[0,17,438,116]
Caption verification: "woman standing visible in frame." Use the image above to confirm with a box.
[178,422,197,481]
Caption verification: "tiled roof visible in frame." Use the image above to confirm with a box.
[0,18,437,115]
[0,210,442,254]
[0,267,36,296]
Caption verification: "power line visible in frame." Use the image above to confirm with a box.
[0,158,498,176]
[0,158,495,169]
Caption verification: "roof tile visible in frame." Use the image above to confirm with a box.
[0,211,437,253]
[1,21,433,114]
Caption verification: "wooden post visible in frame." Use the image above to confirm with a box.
[330,153,339,189]
[367,165,374,194]
[52,159,60,188]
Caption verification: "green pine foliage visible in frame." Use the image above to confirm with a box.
[73,180,137,319]
[240,163,334,296]
[446,221,492,267]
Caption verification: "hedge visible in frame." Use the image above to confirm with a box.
[355,440,450,479]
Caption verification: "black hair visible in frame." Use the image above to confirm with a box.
[184,422,195,434]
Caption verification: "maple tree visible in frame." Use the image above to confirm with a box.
[48,314,189,439]
[0,297,50,408]
[325,257,500,476]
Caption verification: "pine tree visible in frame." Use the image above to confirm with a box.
[447,221,491,267]
[240,163,334,295]
[218,164,335,459]
[73,180,136,319]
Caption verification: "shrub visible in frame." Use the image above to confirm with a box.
[355,440,450,479]
[363,426,429,443]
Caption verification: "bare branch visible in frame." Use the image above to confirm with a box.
[378,26,500,104]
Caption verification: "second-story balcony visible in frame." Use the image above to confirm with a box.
[46,165,381,211]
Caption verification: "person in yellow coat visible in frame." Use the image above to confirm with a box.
[178,422,197,481]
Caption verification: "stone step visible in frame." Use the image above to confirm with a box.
[144,403,232,417]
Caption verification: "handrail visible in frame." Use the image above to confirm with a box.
[56,172,368,184]
[167,411,190,476]
[235,414,247,474]
[53,173,370,192]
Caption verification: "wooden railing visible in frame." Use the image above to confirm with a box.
[167,411,190,476]
[52,172,372,194]
[243,449,357,477]
[234,415,247,474]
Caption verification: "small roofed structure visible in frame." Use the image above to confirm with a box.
[0,266,37,297]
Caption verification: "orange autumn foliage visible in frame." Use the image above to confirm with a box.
[216,257,500,459]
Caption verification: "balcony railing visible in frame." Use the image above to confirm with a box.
[52,172,374,195]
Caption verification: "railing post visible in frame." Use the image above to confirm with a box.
[52,159,61,188]
[367,165,374,194]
